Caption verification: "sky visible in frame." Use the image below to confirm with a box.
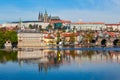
[0,0,120,23]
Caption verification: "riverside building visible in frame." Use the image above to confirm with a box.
[17,30,45,49]
[70,22,105,31]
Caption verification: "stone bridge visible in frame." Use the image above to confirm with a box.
[96,37,120,47]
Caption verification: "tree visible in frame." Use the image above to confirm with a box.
[47,24,53,32]
[39,25,43,32]
[4,31,18,43]
[0,30,18,48]
[73,26,76,32]
[0,30,5,48]
[29,24,33,29]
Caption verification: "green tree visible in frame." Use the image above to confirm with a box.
[4,31,18,43]
[29,24,33,29]
[10,31,18,43]
[47,24,53,32]
[0,30,18,48]
[73,26,76,32]
[0,30,5,48]
[39,25,43,32]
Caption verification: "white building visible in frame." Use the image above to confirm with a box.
[2,21,49,29]
[2,22,18,28]
[18,31,45,48]
[70,22,105,31]
[21,21,49,29]
[4,40,12,50]
[105,23,120,31]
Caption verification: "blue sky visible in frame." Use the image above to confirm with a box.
[0,0,120,23]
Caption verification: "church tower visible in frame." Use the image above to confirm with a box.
[44,10,48,22]
[38,12,43,21]
[38,12,41,21]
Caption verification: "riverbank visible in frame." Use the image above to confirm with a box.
[0,46,120,51]
[0,48,18,51]
[49,47,120,51]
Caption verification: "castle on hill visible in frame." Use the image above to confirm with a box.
[38,10,60,22]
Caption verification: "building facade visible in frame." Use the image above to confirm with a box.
[17,31,45,48]
[38,10,51,22]
[105,23,120,31]
[70,22,105,31]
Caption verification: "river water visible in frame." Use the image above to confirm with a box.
[0,49,120,80]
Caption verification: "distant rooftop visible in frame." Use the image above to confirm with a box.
[72,22,105,24]
[51,16,60,20]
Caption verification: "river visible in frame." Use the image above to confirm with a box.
[0,49,120,80]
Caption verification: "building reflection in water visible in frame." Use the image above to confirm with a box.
[17,49,120,72]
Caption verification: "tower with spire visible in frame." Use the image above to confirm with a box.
[44,10,48,22]
[38,10,58,22]
[38,12,43,22]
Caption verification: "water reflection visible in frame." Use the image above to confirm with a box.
[0,50,17,63]
[0,49,120,72]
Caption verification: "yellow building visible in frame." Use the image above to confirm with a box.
[44,33,56,46]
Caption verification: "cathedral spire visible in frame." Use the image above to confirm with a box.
[44,10,48,22]
[38,11,43,21]
[38,12,41,21]
[45,10,48,15]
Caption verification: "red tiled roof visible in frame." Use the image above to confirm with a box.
[105,24,120,26]
[6,27,15,30]
[89,22,105,24]
[44,33,55,39]
[72,22,87,24]
[43,31,49,34]
[61,20,71,23]
[104,32,116,37]
[62,32,79,37]
[44,36,54,39]
[50,20,71,23]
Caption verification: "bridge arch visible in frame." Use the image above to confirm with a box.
[101,39,107,47]
[113,39,119,46]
